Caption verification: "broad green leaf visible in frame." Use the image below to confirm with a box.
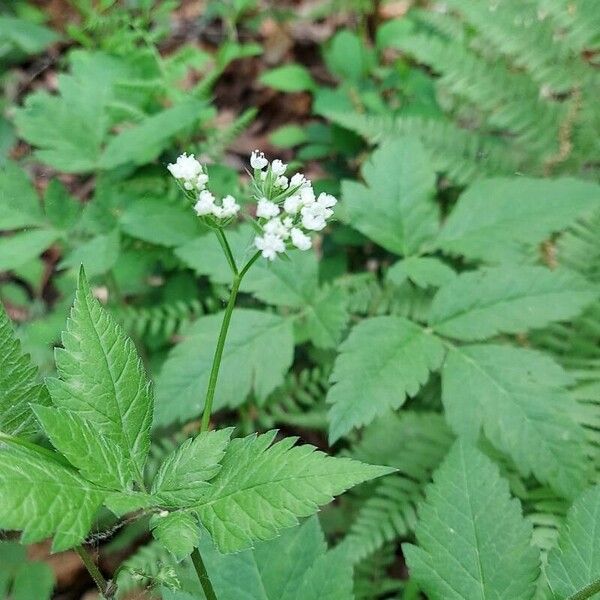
[151,511,201,562]
[442,344,589,498]
[430,266,597,341]
[327,316,445,442]
[388,256,456,288]
[0,304,50,438]
[404,441,539,600]
[193,430,393,553]
[341,136,438,256]
[13,50,159,172]
[59,229,120,276]
[437,177,600,263]
[152,429,232,507]
[324,30,373,82]
[0,445,105,552]
[121,198,205,247]
[99,99,207,169]
[155,309,294,427]
[198,517,353,600]
[259,64,316,92]
[0,229,58,271]
[0,162,44,229]
[547,484,600,598]
[33,404,129,490]
[48,268,153,484]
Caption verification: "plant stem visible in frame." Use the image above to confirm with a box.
[215,228,238,276]
[191,547,218,600]
[568,579,600,600]
[75,545,115,599]
[200,273,241,433]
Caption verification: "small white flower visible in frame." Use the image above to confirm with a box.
[283,194,302,214]
[290,173,307,188]
[194,190,216,216]
[275,175,289,189]
[168,153,202,181]
[301,203,328,231]
[196,172,209,190]
[291,228,312,251]
[264,217,291,239]
[282,216,294,229]
[299,185,316,205]
[255,232,285,260]
[256,198,280,219]
[158,510,169,518]
[250,150,268,170]
[271,159,287,176]
[220,195,240,218]
[316,192,337,209]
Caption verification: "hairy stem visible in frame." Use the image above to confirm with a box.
[191,547,218,600]
[568,579,600,600]
[75,545,115,599]
[215,228,238,276]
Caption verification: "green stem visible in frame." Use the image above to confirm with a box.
[215,228,238,276]
[75,545,115,599]
[199,249,261,433]
[568,579,600,600]
[191,547,218,600]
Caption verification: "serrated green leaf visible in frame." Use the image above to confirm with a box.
[199,517,353,600]
[387,256,456,288]
[430,266,597,341]
[327,316,445,442]
[33,404,129,490]
[155,309,294,427]
[404,441,539,600]
[48,268,153,484]
[0,162,44,229]
[0,17,58,60]
[43,180,81,231]
[151,511,201,562]
[437,178,600,263]
[442,344,589,499]
[546,485,600,598]
[193,431,393,553]
[152,429,232,507]
[0,229,58,272]
[341,136,438,256]
[0,445,105,552]
[0,304,50,438]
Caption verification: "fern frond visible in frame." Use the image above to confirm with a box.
[116,540,175,596]
[338,412,454,563]
[204,108,258,161]
[256,365,331,431]
[322,111,516,184]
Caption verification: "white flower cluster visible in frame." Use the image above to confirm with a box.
[250,150,337,261]
[167,153,240,221]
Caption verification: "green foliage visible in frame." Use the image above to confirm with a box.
[0,303,50,438]
[327,316,445,442]
[546,485,600,598]
[0,541,55,600]
[155,308,294,426]
[404,441,540,600]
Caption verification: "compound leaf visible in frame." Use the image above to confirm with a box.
[0,445,104,552]
[341,136,438,256]
[430,266,597,341]
[193,431,393,553]
[442,344,589,498]
[151,428,232,507]
[327,316,445,442]
[47,268,153,485]
[404,441,539,600]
